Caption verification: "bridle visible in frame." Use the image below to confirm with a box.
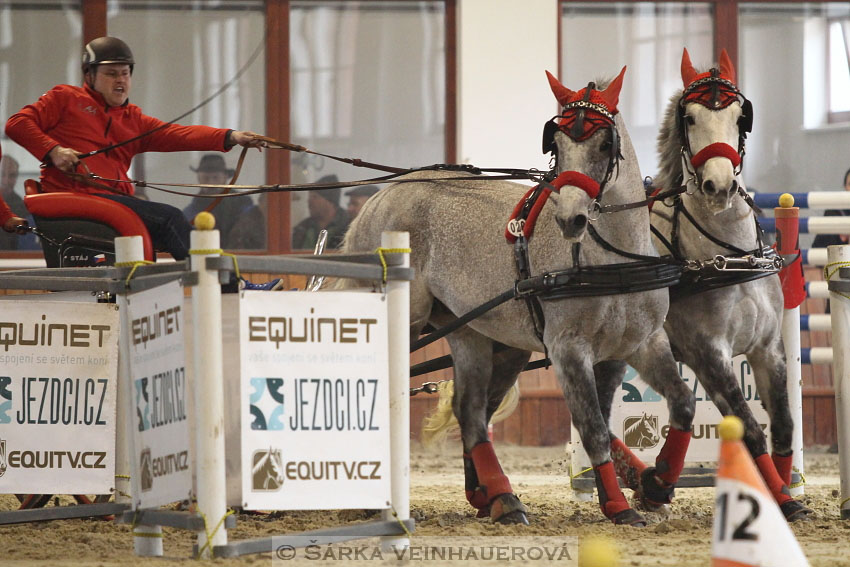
[541,81,623,207]
[676,69,753,190]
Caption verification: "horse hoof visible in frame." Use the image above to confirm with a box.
[497,510,530,525]
[611,508,646,527]
[780,499,813,522]
[490,493,529,525]
[638,467,675,507]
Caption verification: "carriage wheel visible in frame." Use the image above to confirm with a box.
[16,493,112,510]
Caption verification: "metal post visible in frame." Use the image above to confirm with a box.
[190,223,228,556]
[115,236,163,555]
[380,232,411,552]
[827,244,850,519]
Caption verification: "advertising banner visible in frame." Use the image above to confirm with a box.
[240,291,391,510]
[608,356,771,463]
[127,281,192,508]
[0,301,119,494]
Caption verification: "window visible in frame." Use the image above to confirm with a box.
[561,2,713,176]
[829,17,850,121]
[109,0,267,249]
[0,1,82,254]
[289,1,446,249]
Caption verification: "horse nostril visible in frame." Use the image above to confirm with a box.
[702,179,715,195]
[573,215,588,230]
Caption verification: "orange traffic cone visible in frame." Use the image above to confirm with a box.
[712,416,810,567]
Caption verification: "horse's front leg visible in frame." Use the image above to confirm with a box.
[550,344,645,526]
[627,329,695,508]
[448,329,529,525]
[748,342,812,521]
[594,360,647,493]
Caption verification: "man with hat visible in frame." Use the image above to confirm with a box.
[4,36,264,261]
[345,185,379,222]
[291,174,349,249]
[183,154,265,249]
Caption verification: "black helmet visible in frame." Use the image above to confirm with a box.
[82,37,134,74]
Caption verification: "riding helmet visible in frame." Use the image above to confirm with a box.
[82,37,135,74]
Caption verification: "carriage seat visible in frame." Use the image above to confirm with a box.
[23,180,154,268]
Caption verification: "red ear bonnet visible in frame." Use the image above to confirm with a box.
[546,70,575,106]
[681,48,699,87]
[718,48,736,85]
[599,66,627,113]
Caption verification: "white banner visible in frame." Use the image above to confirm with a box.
[240,291,391,510]
[609,356,771,463]
[0,301,119,494]
[127,281,192,509]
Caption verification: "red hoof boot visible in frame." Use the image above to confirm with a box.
[490,493,529,525]
[637,467,675,510]
[611,437,646,492]
[780,499,813,522]
[611,508,647,526]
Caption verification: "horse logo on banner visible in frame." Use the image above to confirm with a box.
[140,448,153,492]
[252,448,285,491]
[624,414,660,449]
[0,439,7,478]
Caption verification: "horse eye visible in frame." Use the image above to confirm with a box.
[685,115,696,126]
[600,141,612,152]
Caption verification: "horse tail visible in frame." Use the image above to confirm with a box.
[420,381,521,446]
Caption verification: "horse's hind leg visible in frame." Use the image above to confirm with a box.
[549,343,645,526]
[627,330,696,508]
[594,361,647,492]
[463,344,531,519]
[448,329,529,525]
[748,342,812,520]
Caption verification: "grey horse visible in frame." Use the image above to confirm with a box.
[633,48,809,520]
[340,68,696,526]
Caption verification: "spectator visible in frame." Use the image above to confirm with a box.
[291,174,349,249]
[812,168,850,249]
[345,185,379,221]
[0,147,28,238]
[0,156,38,250]
[183,154,265,249]
[4,36,263,261]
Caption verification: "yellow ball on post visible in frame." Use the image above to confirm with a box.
[194,211,216,231]
[778,193,795,208]
[579,536,620,567]
[718,415,745,441]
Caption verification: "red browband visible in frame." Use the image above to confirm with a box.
[690,142,741,169]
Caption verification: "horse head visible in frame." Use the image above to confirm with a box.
[677,48,751,214]
[543,67,626,241]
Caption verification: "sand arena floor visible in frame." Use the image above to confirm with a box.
[0,442,847,566]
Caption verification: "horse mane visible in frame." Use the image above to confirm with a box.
[653,89,685,193]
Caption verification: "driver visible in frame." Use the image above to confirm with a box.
[4,36,263,260]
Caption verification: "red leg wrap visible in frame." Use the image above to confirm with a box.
[594,461,631,519]
[655,427,691,485]
[755,454,792,504]
[470,442,512,501]
[772,452,793,488]
[611,437,647,490]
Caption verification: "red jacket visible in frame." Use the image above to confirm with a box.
[5,83,230,196]
[0,145,16,226]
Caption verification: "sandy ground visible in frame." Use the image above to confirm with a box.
[0,443,847,566]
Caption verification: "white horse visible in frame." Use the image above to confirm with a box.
[631,48,808,520]
[341,68,696,526]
